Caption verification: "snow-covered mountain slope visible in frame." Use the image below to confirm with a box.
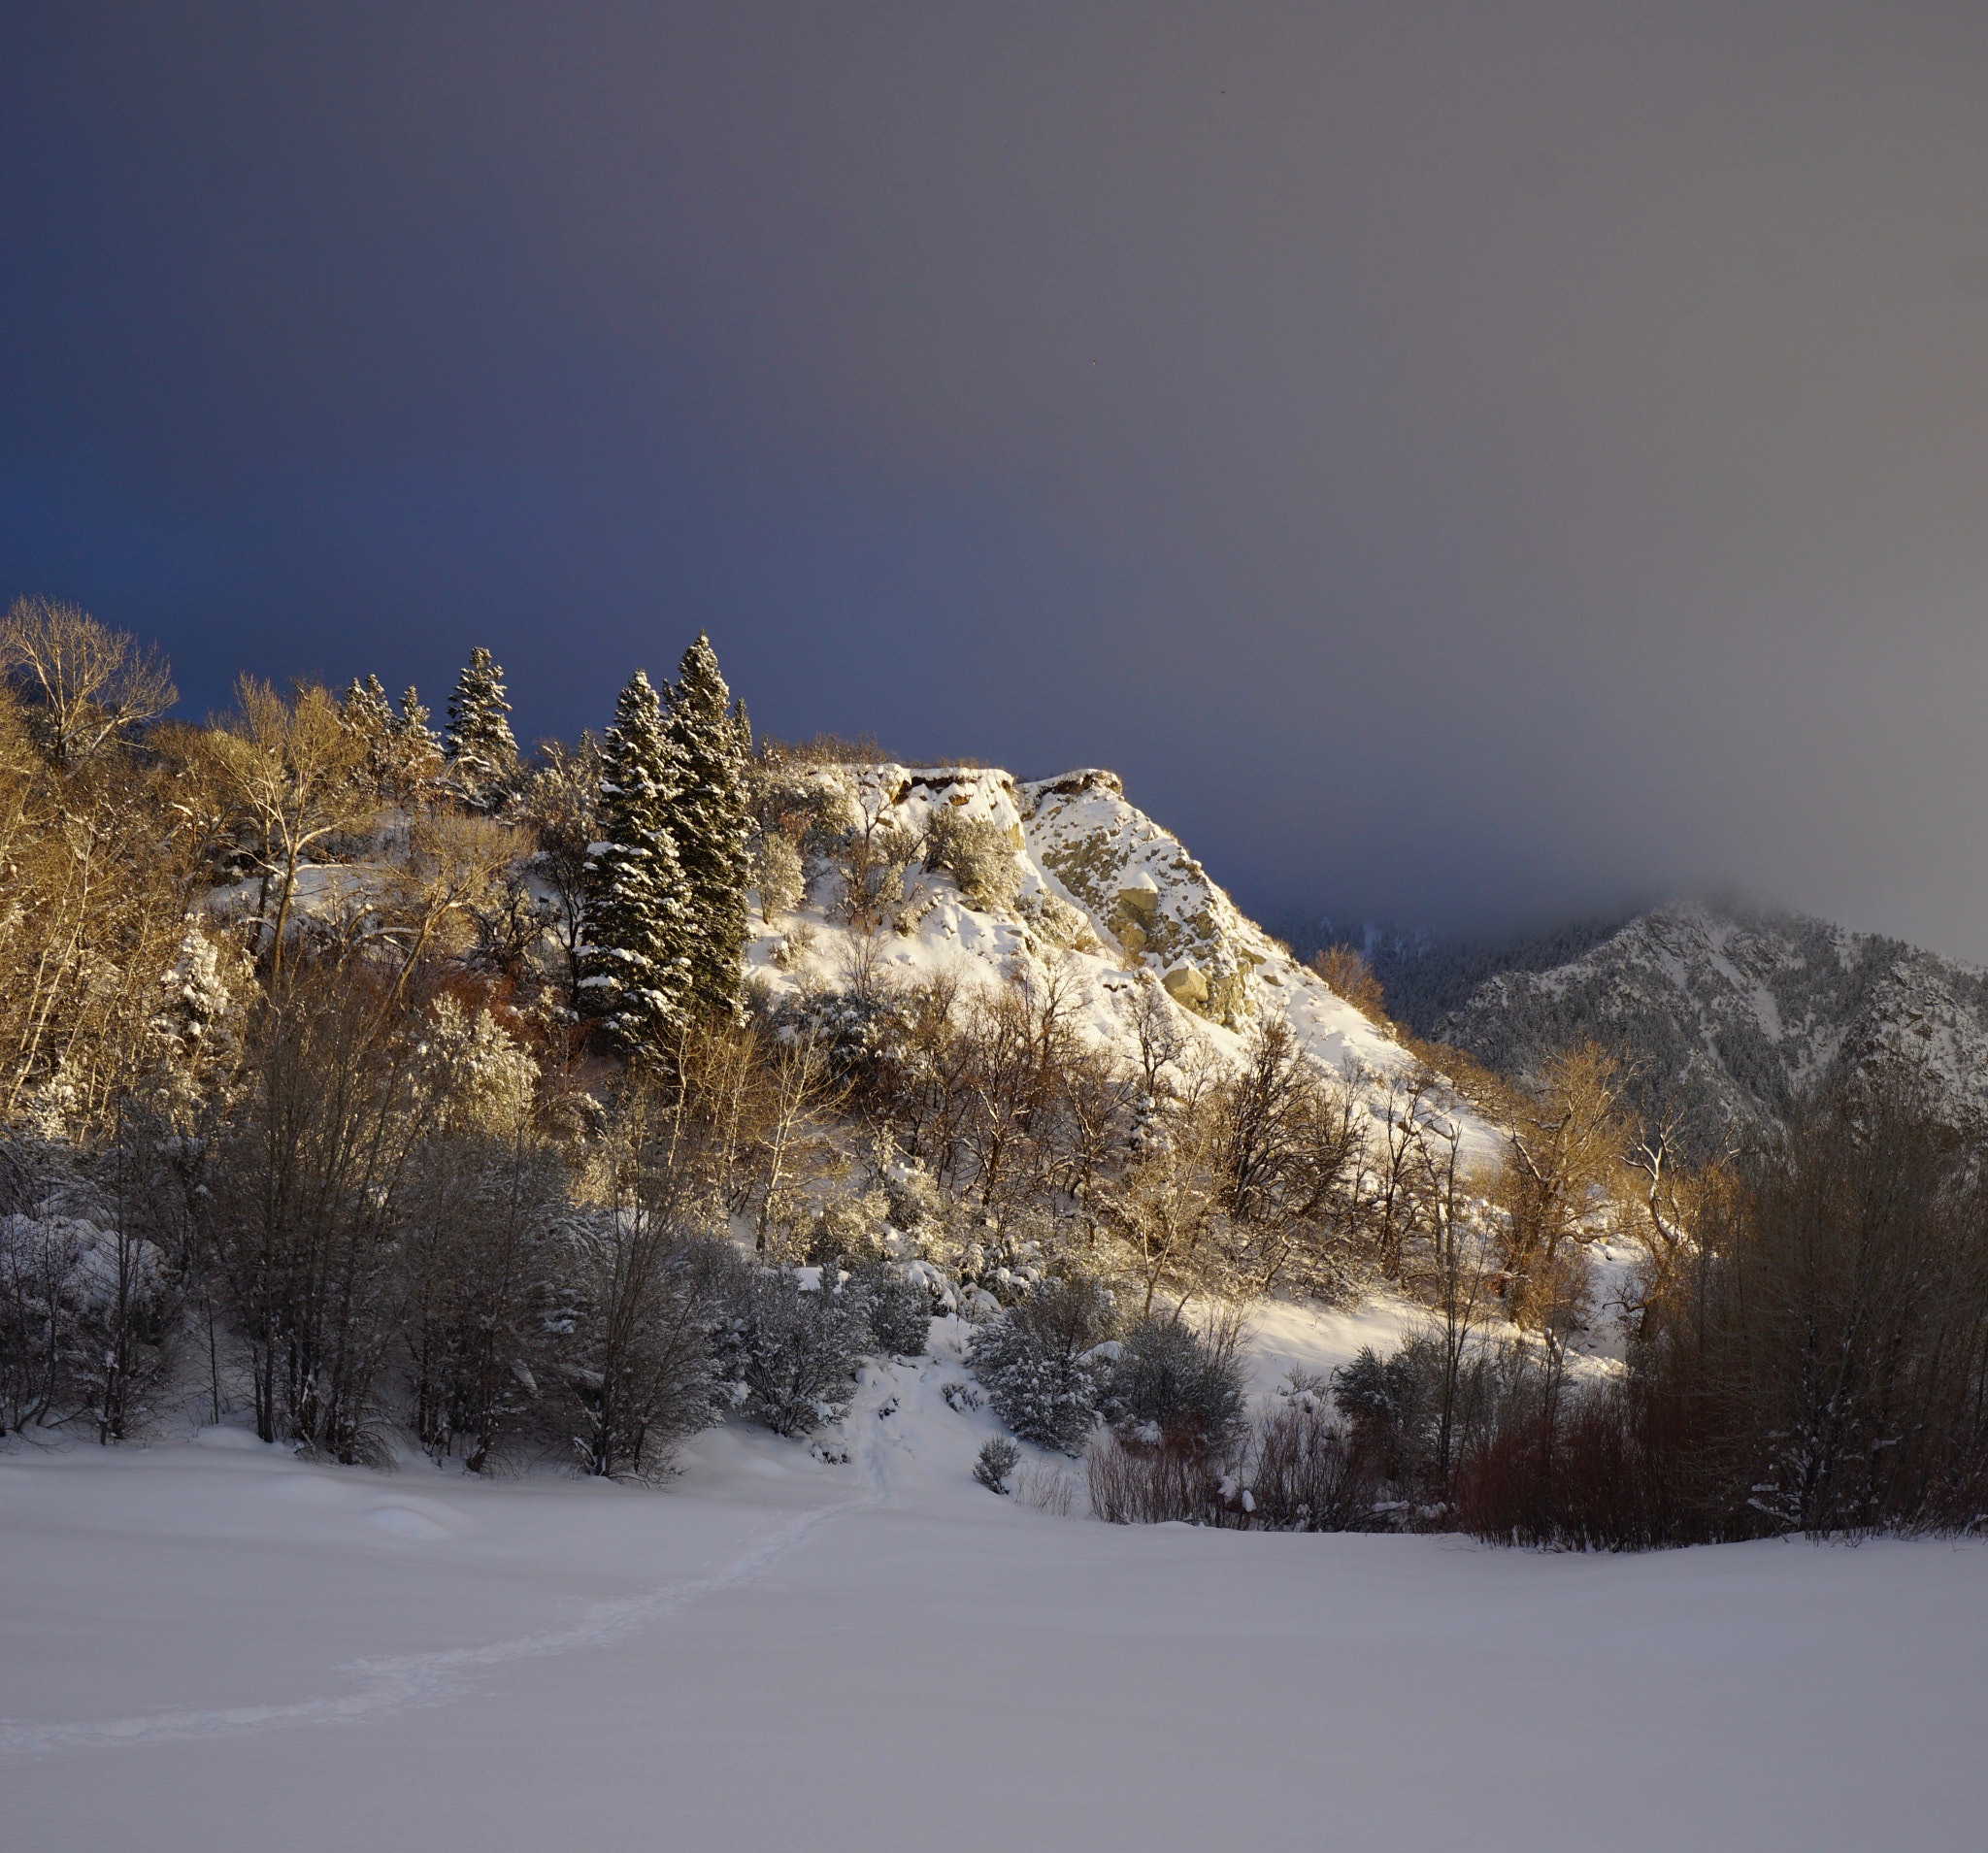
[746,762,1497,1159]
[1441,897,1988,1143]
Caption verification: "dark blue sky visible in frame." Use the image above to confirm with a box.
[7,5,1988,954]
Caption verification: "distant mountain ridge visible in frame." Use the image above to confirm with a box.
[1432,899,1988,1145]
[1276,910,1641,1040]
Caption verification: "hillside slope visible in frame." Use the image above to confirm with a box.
[745,762,1498,1162]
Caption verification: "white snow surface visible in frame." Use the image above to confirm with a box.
[7,1306,1984,1851]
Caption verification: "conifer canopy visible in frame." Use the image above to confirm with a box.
[445,646,519,802]
[578,669,696,1059]
[661,632,752,1015]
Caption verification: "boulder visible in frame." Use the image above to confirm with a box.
[1115,872,1159,921]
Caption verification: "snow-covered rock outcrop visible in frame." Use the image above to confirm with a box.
[746,762,1476,1142]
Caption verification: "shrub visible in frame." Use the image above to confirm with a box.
[974,1434,1021,1493]
[806,1187,889,1267]
[730,1267,867,1437]
[1017,1460,1077,1514]
[852,1258,932,1356]
[1106,1312,1248,1455]
[1332,1332,1560,1504]
[1247,1406,1377,1531]
[1309,944,1386,1021]
[1332,1340,1433,1481]
[967,1275,1115,1453]
[1085,1429,1225,1525]
[920,807,1021,913]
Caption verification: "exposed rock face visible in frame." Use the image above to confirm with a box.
[1443,898,1988,1145]
[742,758,1456,1162]
[1020,769,1262,1025]
[750,763,1418,1117]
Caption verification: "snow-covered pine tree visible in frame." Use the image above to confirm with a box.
[661,633,751,1015]
[379,684,442,800]
[445,646,519,805]
[341,673,393,738]
[578,671,696,1061]
[340,674,396,789]
[397,684,439,751]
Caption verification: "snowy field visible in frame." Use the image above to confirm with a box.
[6,1321,1984,1853]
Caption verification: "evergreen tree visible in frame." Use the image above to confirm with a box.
[340,673,393,738]
[578,671,695,1060]
[340,674,396,790]
[661,633,751,1014]
[379,684,442,800]
[445,646,519,804]
[397,684,436,745]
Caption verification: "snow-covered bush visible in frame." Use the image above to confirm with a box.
[880,1156,957,1256]
[955,1207,1076,1308]
[746,759,857,858]
[806,1185,890,1267]
[973,1434,1021,1494]
[850,1258,932,1357]
[770,923,816,969]
[1018,889,1096,951]
[967,1275,1116,1453]
[730,1266,867,1437]
[1332,1337,1444,1485]
[1106,1312,1248,1455]
[920,807,1020,913]
[417,997,539,1136]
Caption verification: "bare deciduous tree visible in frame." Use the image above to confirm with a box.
[199,963,430,1459]
[1127,974,1186,1101]
[0,597,176,770]
[1495,1042,1624,1329]
[204,678,373,983]
[1096,1098,1232,1317]
[376,812,519,1012]
[1368,1066,1436,1277]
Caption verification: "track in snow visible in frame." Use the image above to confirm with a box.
[1,1489,873,1758]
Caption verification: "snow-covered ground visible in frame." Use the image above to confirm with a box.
[7,1307,1982,1851]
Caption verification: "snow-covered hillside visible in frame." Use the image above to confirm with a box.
[747,761,1496,1159]
[1441,897,1988,1144]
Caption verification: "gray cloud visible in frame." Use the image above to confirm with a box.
[5,4,1987,952]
